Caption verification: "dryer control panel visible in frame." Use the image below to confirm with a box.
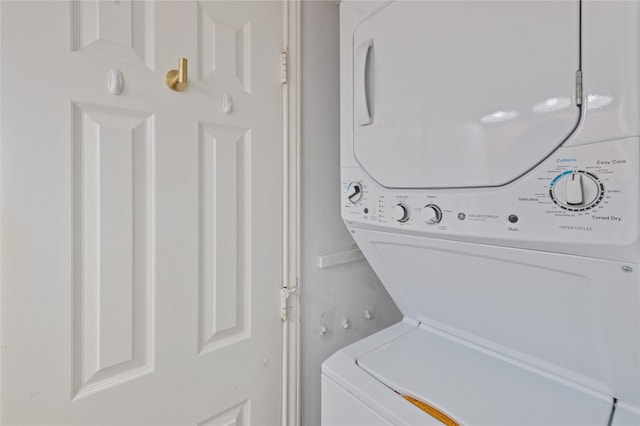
[342,137,640,261]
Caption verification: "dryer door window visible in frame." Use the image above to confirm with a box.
[352,1,580,189]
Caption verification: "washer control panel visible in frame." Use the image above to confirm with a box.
[342,137,640,251]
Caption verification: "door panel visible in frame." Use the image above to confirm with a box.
[71,1,154,69]
[198,122,252,355]
[1,1,282,424]
[72,104,155,399]
[198,3,252,93]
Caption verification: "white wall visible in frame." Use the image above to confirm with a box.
[299,2,403,425]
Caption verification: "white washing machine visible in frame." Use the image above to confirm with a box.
[322,1,640,425]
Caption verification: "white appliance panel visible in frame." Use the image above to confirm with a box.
[570,1,640,147]
[344,137,640,263]
[612,404,640,426]
[321,376,394,426]
[353,1,580,188]
[357,326,612,425]
[350,229,640,406]
[335,0,640,421]
[322,321,449,426]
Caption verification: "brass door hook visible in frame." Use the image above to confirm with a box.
[165,58,188,91]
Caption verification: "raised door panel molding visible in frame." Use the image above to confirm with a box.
[71,0,155,69]
[72,103,156,399]
[198,123,251,355]
[198,400,251,426]
[198,3,251,93]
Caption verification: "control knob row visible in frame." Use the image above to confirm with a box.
[393,203,442,224]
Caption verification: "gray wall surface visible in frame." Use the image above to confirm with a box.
[299,2,403,425]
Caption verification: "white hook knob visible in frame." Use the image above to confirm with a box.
[107,69,123,96]
[222,93,233,114]
[319,326,327,336]
[364,310,372,320]
[342,319,350,329]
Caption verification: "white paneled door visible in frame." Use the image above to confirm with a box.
[1,1,282,424]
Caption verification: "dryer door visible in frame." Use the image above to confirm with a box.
[352,1,580,189]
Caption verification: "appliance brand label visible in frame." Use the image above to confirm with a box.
[468,214,499,220]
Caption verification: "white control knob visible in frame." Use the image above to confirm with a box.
[392,203,410,222]
[421,204,442,224]
[346,182,363,203]
[565,173,584,205]
[550,171,603,211]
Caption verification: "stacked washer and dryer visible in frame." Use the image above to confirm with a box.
[322,1,640,425]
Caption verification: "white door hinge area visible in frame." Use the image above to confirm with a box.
[281,51,288,85]
[280,286,297,321]
[575,70,583,106]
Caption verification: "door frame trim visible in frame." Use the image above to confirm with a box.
[281,1,301,425]
[0,3,3,422]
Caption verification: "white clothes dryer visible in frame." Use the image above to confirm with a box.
[323,1,640,425]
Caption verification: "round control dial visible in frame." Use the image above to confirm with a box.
[550,170,604,211]
[346,181,363,204]
[421,204,442,224]
[392,203,410,222]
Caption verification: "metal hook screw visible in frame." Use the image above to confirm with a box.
[165,57,188,91]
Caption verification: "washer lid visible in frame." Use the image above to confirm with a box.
[352,1,580,189]
[357,326,612,425]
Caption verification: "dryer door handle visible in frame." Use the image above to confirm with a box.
[355,39,373,126]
